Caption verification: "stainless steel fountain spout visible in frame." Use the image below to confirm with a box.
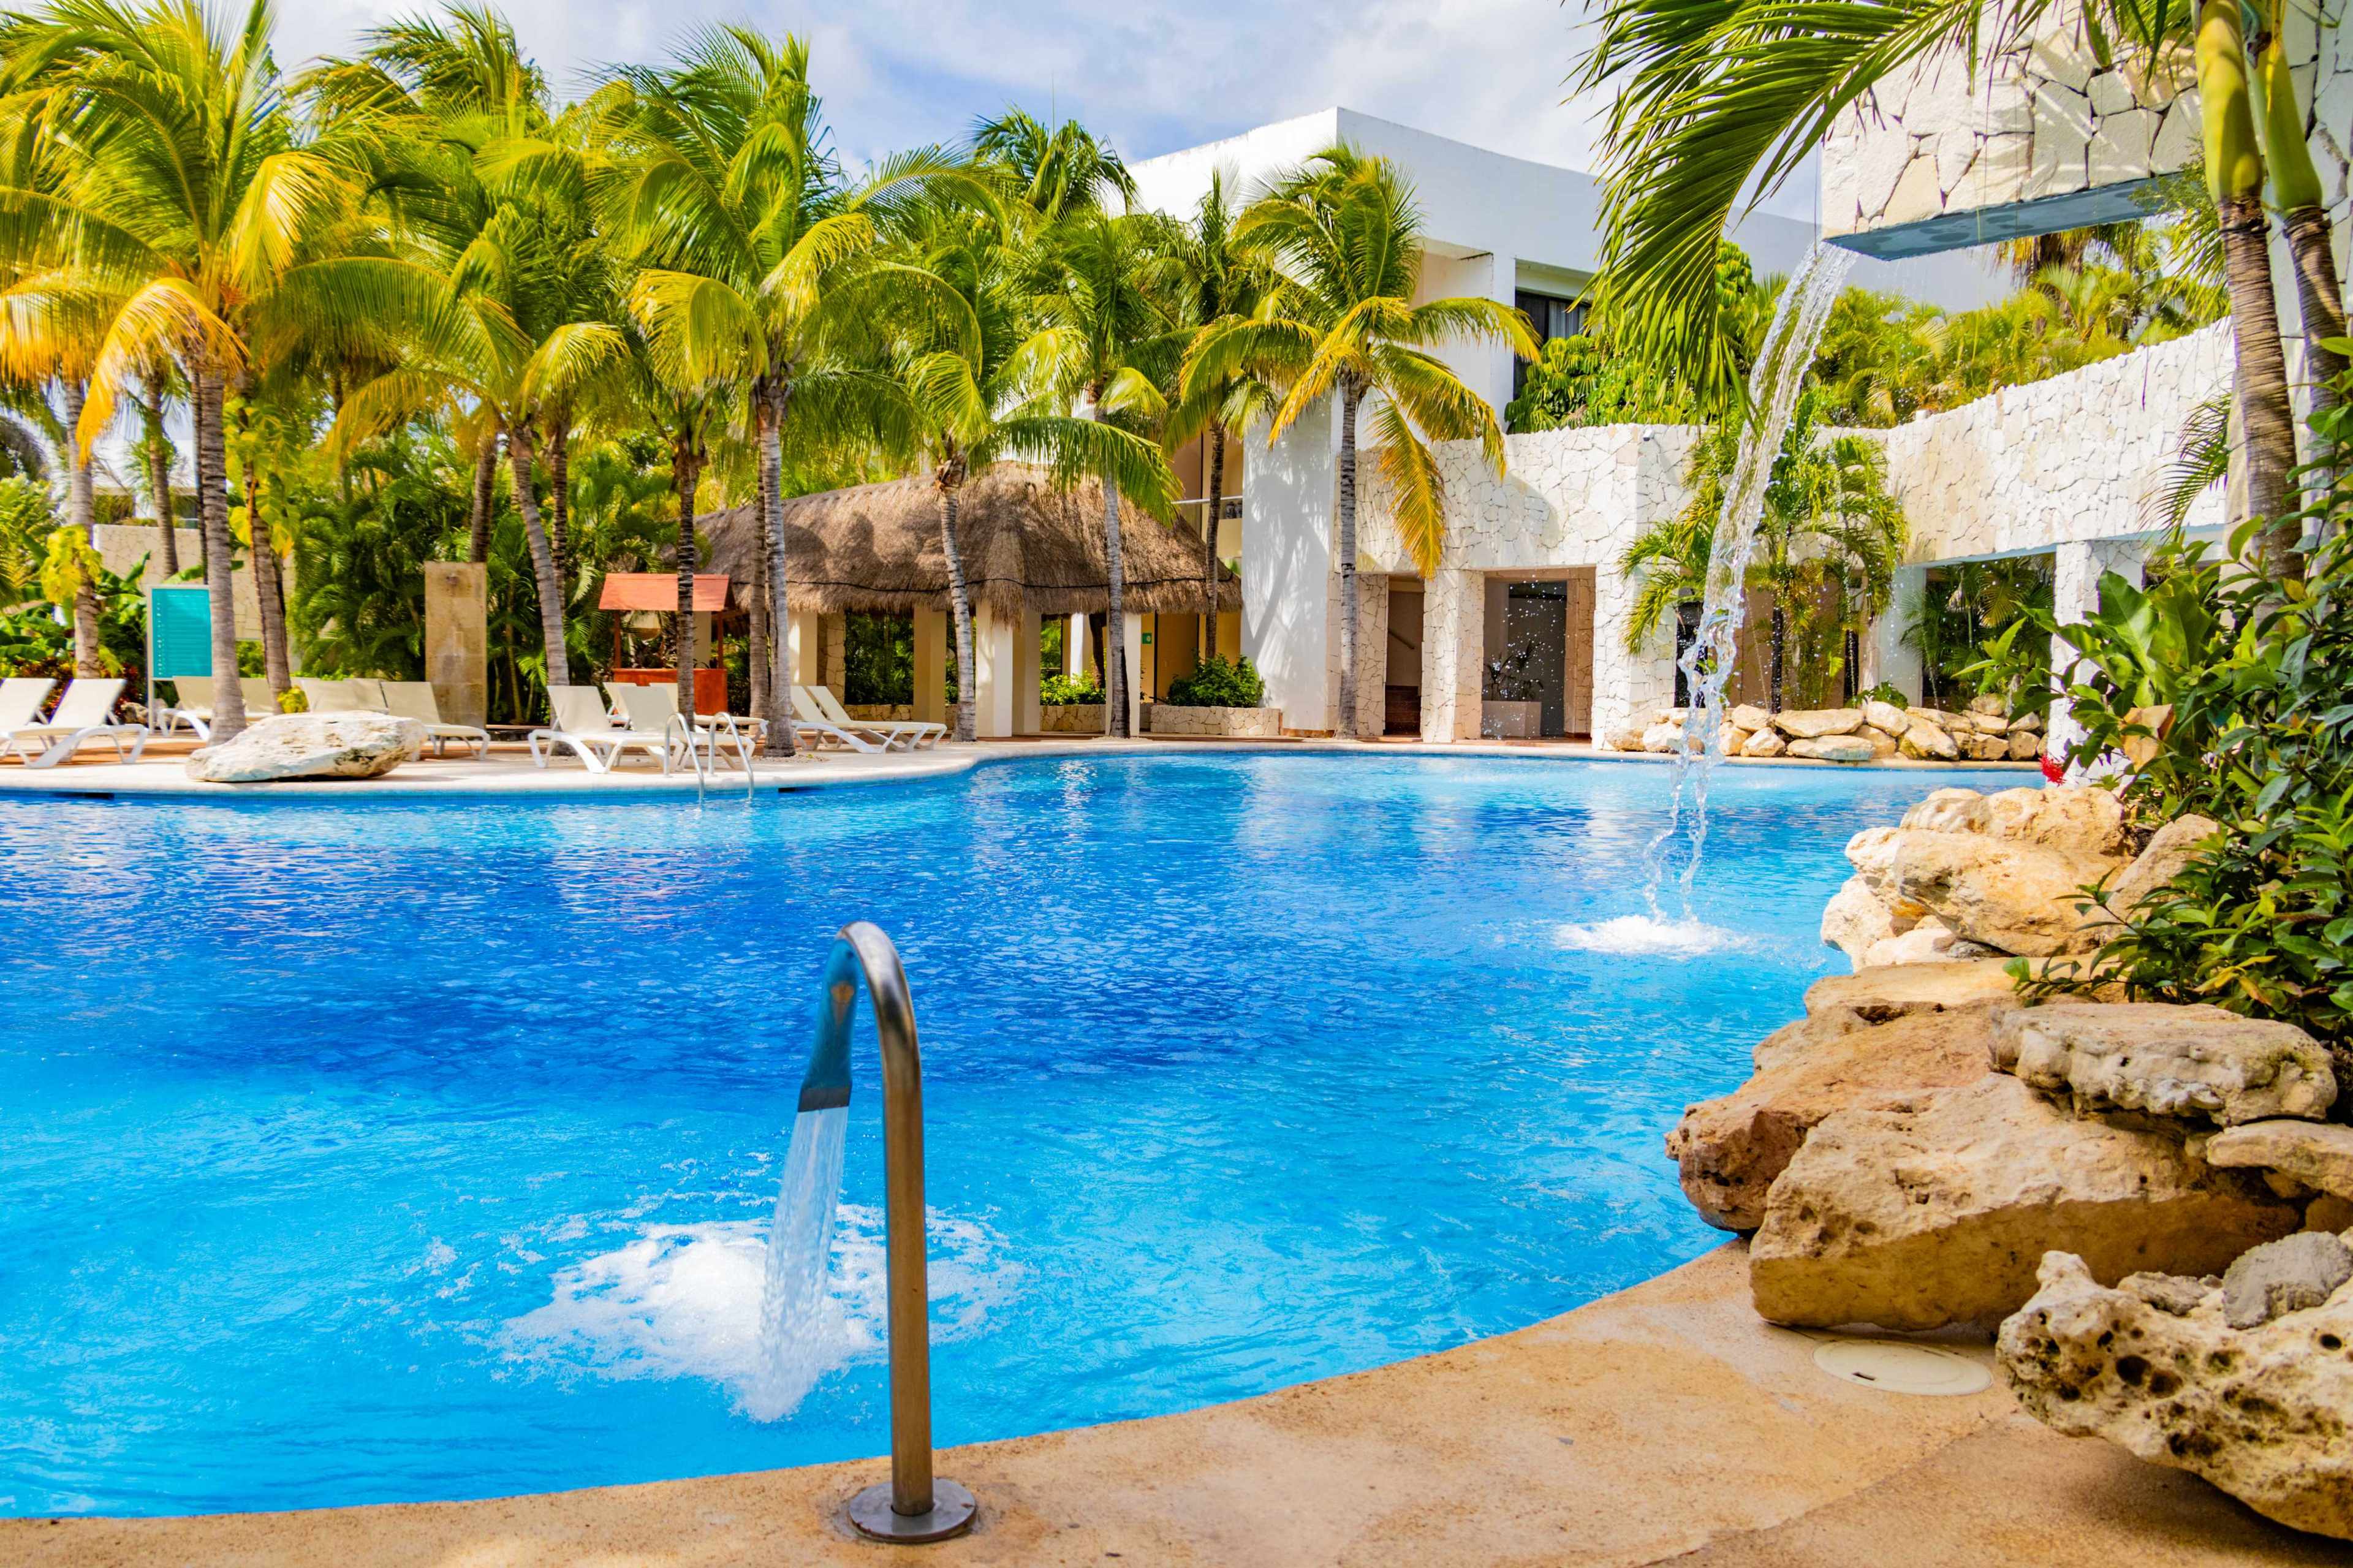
[801,921,977,1544]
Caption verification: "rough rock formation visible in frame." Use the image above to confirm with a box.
[185,712,428,783]
[1771,708,1864,740]
[1821,874,1905,965]
[2083,813,2222,940]
[1998,1251,2353,1539]
[1748,1074,2300,1330]
[2210,1121,2353,1201]
[1846,825,2120,955]
[1802,957,2018,1021]
[1991,1003,2337,1125]
[1900,720,1961,760]
[1787,735,1876,763]
[1728,704,1771,733]
[1666,1003,2004,1231]
[1862,699,1910,735]
[1740,727,1786,758]
[2222,1233,2353,1329]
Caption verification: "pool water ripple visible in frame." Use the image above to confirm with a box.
[0,753,2016,1515]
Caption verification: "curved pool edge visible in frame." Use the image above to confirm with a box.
[0,733,2042,801]
[3,1244,2315,1568]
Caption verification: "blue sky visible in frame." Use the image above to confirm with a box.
[276,0,1821,221]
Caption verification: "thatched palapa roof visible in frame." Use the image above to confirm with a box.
[699,465,1238,618]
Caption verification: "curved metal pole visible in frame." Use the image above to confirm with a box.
[803,922,977,1543]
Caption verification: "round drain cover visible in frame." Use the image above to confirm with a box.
[1812,1338,1991,1396]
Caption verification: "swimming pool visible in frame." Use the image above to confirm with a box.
[0,754,2018,1517]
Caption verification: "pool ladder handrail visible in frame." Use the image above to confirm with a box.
[665,711,757,801]
[800,922,977,1543]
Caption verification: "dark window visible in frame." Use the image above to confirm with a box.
[1512,290,1588,398]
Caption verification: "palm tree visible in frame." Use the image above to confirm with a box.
[1165,167,1275,673]
[1184,146,1534,737]
[1578,0,2309,569]
[971,107,1134,221]
[2,0,408,740]
[603,28,965,756]
[885,204,1176,741]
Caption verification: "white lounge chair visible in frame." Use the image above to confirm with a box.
[296,676,368,712]
[381,681,491,758]
[161,678,279,738]
[0,678,54,740]
[802,684,944,750]
[3,678,149,768]
[528,684,679,773]
[787,685,892,752]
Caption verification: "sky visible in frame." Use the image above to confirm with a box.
[273,0,1826,222]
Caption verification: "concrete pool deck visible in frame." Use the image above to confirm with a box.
[7,1244,2327,1567]
[0,732,2039,798]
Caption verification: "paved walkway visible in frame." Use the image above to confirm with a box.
[7,1245,2327,1567]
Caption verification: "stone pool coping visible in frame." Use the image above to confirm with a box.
[6,1244,2324,1567]
[0,733,2038,799]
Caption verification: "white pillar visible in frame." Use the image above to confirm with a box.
[2048,538,2145,774]
[1420,568,1485,742]
[1119,612,1145,735]
[1864,565,1925,703]
[1241,398,1335,732]
[913,607,946,727]
[1066,612,1088,676]
[972,603,1016,738]
[1016,607,1042,734]
[1591,561,1675,745]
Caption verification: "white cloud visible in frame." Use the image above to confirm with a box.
[267,0,1822,219]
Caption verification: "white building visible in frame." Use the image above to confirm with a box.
[1127,74,2300,742]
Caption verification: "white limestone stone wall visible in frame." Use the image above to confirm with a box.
[1823,4,2353,260]
[1878,323,2232,564]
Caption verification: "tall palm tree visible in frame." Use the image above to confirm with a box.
[603,28,965,756]
[1165,167,1275,673]
[1185,146,1534,737]
[971,107,1134,221]
[1578,0,2311,570]
[2,0,402,740]
[885,204,1176,741]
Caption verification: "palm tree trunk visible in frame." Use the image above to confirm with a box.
[468,432,498,564]
[1200,425,1225,670]
[192,364,247,740]
[671,433,700,717]
[547,413,572,586]
[748,532,770,732]
[244,467,291,702]
[2199,0,2300,569]
[939,474,977,742]
[1336,387,1362,739]
[1096,426,1131,738]
[757,381,797,757]
[144,387,177,577]
[506,422,570,695]
[2253,29,2344,437]
[59,378,100,677]
[1768,602,1786,713]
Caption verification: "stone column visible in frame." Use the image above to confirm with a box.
[2047,537,2146,774]
[1242,398,1335,732]
[423,562,487,727]
[786,609,822,686]
[1591,560,1673,745]
[913,606,946,726]
[821,611,847,695]
[1066,612,1088,676]
[1863,564,1927,703]
[1120,612,1145,735]
[1016,607,1043,734]
[1419,568,1485,742]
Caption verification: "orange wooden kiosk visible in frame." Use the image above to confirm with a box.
[598,572,733,715]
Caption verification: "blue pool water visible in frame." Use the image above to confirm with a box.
[0,754,2019,1517]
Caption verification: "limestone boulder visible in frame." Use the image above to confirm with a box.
[1900,720,1960,760]
[1803,957,2019,1021]
[1979,785,2131,857]
[1855,727,1901,759]
[1667,1004,2006,1232]
[1640,722,1685,754]
[1739,727,1786,758]
[1860,918,2001,968]
[1862,699,1911,735]
[2210,1121,2353,1200]
[1772,707,1865,740]
[2009,711,2045,735]
[1845,826,2117,955]
[2007,730,2042,761]
[2223,1232,2353,1328]
[1787,735,1876,763]
[1901,787,1991,835]
[1991,1002,2336,1126]
[1961,732,2011,761]
[1604,726,1646,752]
[1748,1074,2299,1330]
[1968,693,2010,719]
[2095,813,2221,926]
[1721,725,1753,757]
[1821,873,1904,966]
[185,711,428,783]
[1998,1251,2353,1539]
[1728,703,1771,735]
[1910,706,1969,730]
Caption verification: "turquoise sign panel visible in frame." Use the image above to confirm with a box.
[149,585,211,678]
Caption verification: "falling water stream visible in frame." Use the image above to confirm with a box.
[751,1105,849,1421]
[1644,240,1857,917]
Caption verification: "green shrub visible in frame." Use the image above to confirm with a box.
[1857,681,1908,709]
[1164,654,1264,708]
[1040,672,1103,706]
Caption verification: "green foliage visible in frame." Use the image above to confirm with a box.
[1164,654,1264,708]
[291,441,468,680]
[0,477,56,604]
[1857,681,1907,708]
[1040,671,1104,706]
[844,611,914,705]
[1909,555,2055,710]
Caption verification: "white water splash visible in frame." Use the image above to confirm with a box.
[1554,914,1741,957]
[753,1105,849,1418]
[1646,240,1857,914]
